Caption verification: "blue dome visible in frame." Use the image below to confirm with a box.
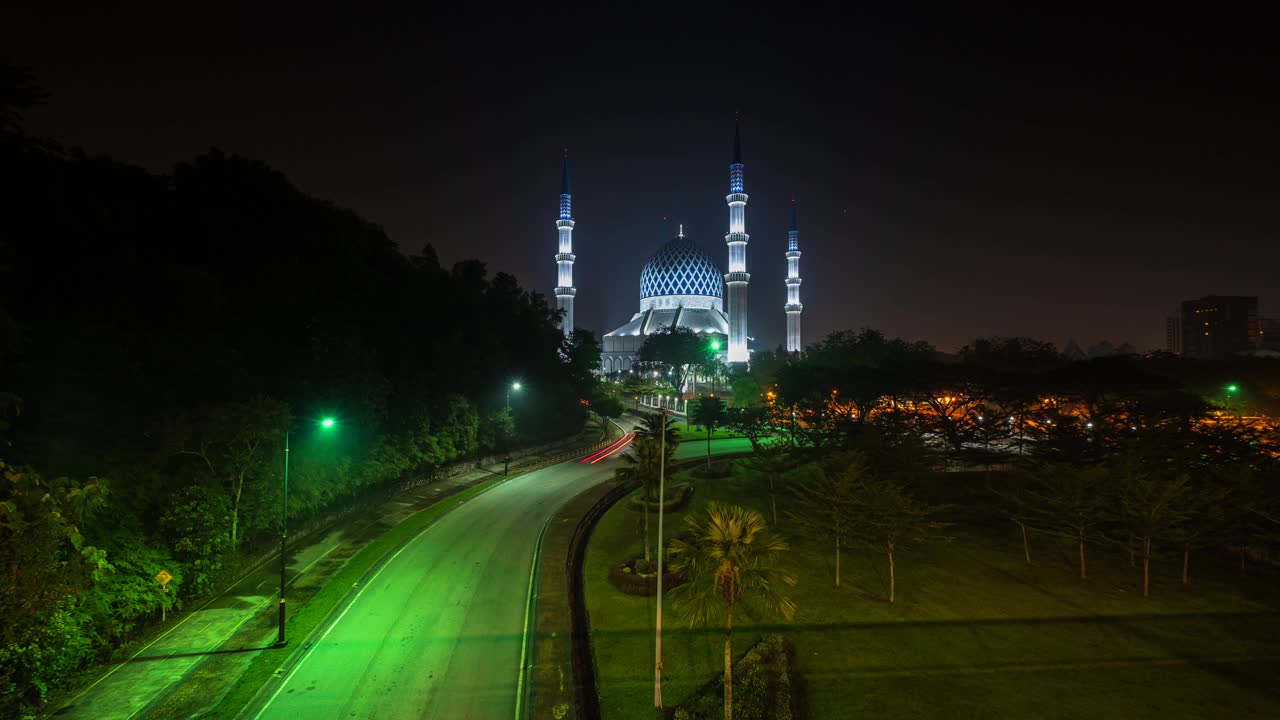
[640,235,723,300]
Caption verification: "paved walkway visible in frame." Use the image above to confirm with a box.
[48,437,605,720]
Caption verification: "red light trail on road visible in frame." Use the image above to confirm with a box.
[580,433,634,464]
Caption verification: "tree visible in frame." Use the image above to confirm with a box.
[787,457,867,586]
[562,329,603,399]
[668,503,796,720]
[1165,479,1230,585]
[909,366,988,457]
[588,379,626,423]
[723,406,774,452]
[634,411,680,448]
[1019,463,1109,579]
[988,474,1039,565]
[849,476,948,604]
[159,485,233,596]
[638,326,706,393]
[613,433,666,564]
[1114,466,1195,597]
[0,57,48,137]
[174,396,290,550]
[689,395,728,468]
[0,460,109,715]
[741,438,792,525]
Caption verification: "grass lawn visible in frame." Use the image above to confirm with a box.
[584,463,1280,719]
[670,419,746,441]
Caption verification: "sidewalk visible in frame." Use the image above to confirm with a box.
[46,435,605,720]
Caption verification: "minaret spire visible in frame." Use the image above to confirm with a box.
[785,197,803,353]
[732,116,743,165]
[561,148,571,196]
[554,148,576,338]
[725,116,750,363]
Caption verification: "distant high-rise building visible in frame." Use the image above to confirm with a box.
[1257,317,1280,352]
[1178,296,1258,360]
[1165,312,1182,354]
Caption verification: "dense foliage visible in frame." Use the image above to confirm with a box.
[0,60,599,714]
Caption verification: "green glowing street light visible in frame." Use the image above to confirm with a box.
[504,382,524,474]
[277,415,339,648]
[1223,384,1239,418]
[709,340,721,351]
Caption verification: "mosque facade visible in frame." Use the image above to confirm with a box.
[553,122,805,373]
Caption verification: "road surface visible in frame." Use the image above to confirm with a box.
[251,433,632,720]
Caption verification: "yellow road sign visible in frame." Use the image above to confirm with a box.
[155,570,173,587]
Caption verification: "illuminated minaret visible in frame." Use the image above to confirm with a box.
[554,150,576,338]
[784,198,803,353]
[724,120,750,363]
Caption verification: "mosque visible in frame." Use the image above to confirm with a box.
[552,122,805,374]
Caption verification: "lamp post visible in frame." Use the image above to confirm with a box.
[1225,383,1239,417]
[654,408,668,708]
[505,382,522,474]
[277,416,336,647]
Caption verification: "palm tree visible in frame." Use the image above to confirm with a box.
[635,412,680,447]
[614,434,666,563]
[689,395,728,469]
[668,503,796,720]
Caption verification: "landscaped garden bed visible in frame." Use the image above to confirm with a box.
[626,481,693,513]
[673,634,798,720]
[608,553,688,596]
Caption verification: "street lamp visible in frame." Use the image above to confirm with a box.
[654,407,668,708]
[1225,383,1239,416]
[505,382,522,474]
[277,416,337,647]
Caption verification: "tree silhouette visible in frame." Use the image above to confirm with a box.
[849,476,948,604]
[689,395,728,468]
[787,457,867,586]
[741,438,792,525]
[668,503,796,720]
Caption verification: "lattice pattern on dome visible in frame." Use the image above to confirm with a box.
[639,236,724,300]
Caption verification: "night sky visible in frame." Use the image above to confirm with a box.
[7,7,1278,352]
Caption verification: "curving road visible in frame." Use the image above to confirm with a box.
[249,423,749,720]
[250,428,635,720]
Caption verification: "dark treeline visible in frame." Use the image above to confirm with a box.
[0,60,599,715]
[737,330,1280,465]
